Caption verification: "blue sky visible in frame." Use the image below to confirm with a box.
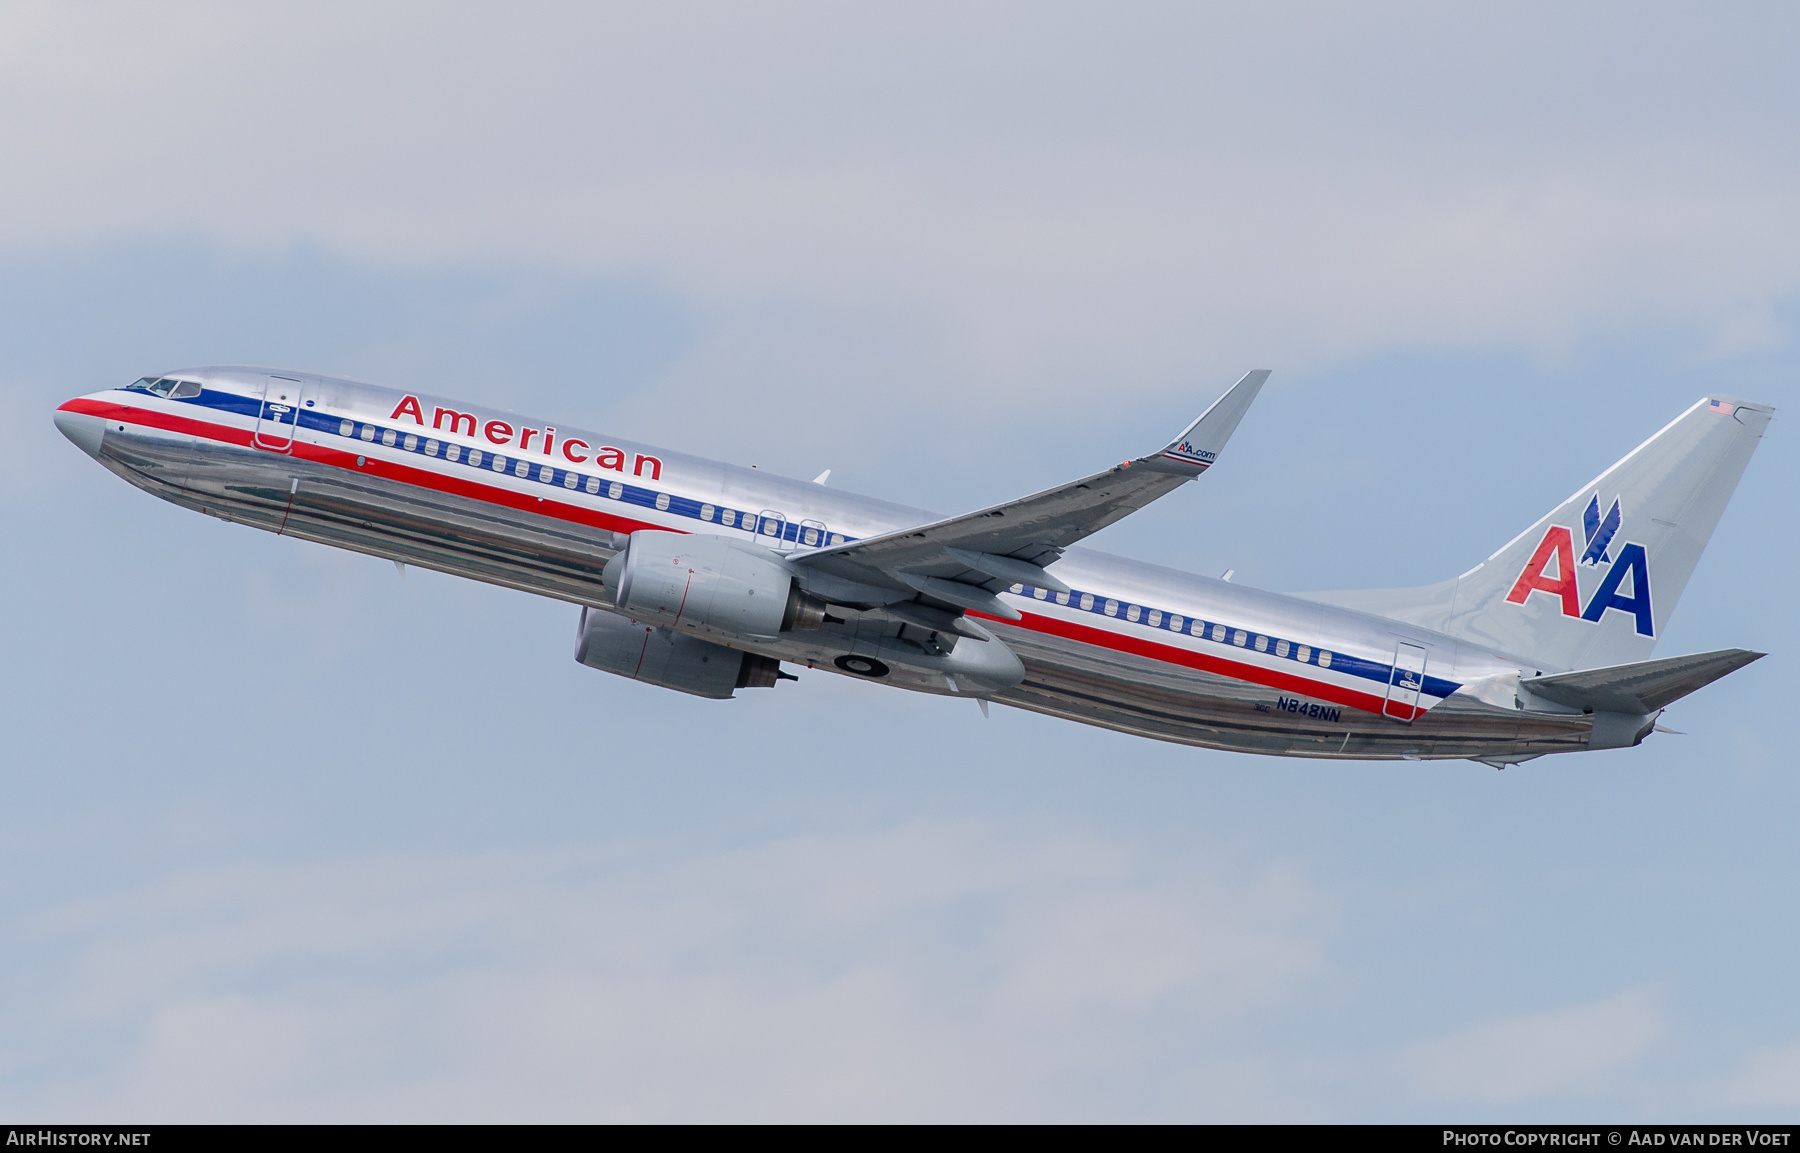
[2,2,1797,1121]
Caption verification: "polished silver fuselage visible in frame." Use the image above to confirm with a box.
[71,367,1601,761]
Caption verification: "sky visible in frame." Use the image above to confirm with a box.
[2,1,1798,1122]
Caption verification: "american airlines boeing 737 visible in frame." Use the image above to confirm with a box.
[54,369,1771,766]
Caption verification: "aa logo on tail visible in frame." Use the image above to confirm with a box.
[1505,495,1654,636]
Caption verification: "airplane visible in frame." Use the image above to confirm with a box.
[54,368,1772,767]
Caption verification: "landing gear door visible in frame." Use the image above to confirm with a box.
[1384,642,1428,721]
[255,375,308,453]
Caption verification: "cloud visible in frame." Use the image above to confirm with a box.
[4,820,1331,1121]
[1399,987,1665,1104]
[2,2,1797,411]
[1722,1042,1800,1108]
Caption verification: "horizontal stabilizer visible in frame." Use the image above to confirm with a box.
[1523,648,1764,714]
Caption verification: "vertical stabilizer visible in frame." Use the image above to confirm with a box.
[1305,396,1773,671]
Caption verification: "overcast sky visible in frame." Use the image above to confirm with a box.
[3,2,1797,1121]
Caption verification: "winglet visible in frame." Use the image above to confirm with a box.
[1152,369,1270,473]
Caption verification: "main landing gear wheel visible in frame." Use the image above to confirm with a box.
[833,654,890,678]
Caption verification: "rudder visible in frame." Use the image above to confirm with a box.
[1306,396,1774,671]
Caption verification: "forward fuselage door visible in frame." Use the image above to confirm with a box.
[254,375,309,453]
[1384,641,1428,721]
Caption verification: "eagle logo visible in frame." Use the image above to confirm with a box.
[1580,495,1622,566]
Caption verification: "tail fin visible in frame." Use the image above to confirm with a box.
[1306,396,1774,670]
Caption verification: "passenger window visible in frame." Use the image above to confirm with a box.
[168,380,201,399]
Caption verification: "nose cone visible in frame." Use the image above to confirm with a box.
[54,403,106,460]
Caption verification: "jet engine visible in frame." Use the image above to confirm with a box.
[574,605,791,699]
[603,529,831,641]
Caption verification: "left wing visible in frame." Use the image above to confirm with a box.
[792,370,1269,619]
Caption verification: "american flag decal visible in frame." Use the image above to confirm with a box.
[1710,399,1736,415]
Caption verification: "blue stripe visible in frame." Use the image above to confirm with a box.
[156,385,1463,704]
[1011,585,1462,701]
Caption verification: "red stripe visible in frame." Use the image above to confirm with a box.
[68,398,1427,720]
[64,398,675,539]
[976,605,1425,721]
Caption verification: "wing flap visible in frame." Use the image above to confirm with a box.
[897,574,1024,620]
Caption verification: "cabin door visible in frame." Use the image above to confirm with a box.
[254,375,309,452]
[1384,642,1428,721]
[753,509,792,551]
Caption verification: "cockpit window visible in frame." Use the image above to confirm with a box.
[122,377,203,399]
[123,376,200,397]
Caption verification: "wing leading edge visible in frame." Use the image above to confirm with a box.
[792,370,1270,621]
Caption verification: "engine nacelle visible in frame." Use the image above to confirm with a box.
[603,530,828,641]
[574,606,788,699]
